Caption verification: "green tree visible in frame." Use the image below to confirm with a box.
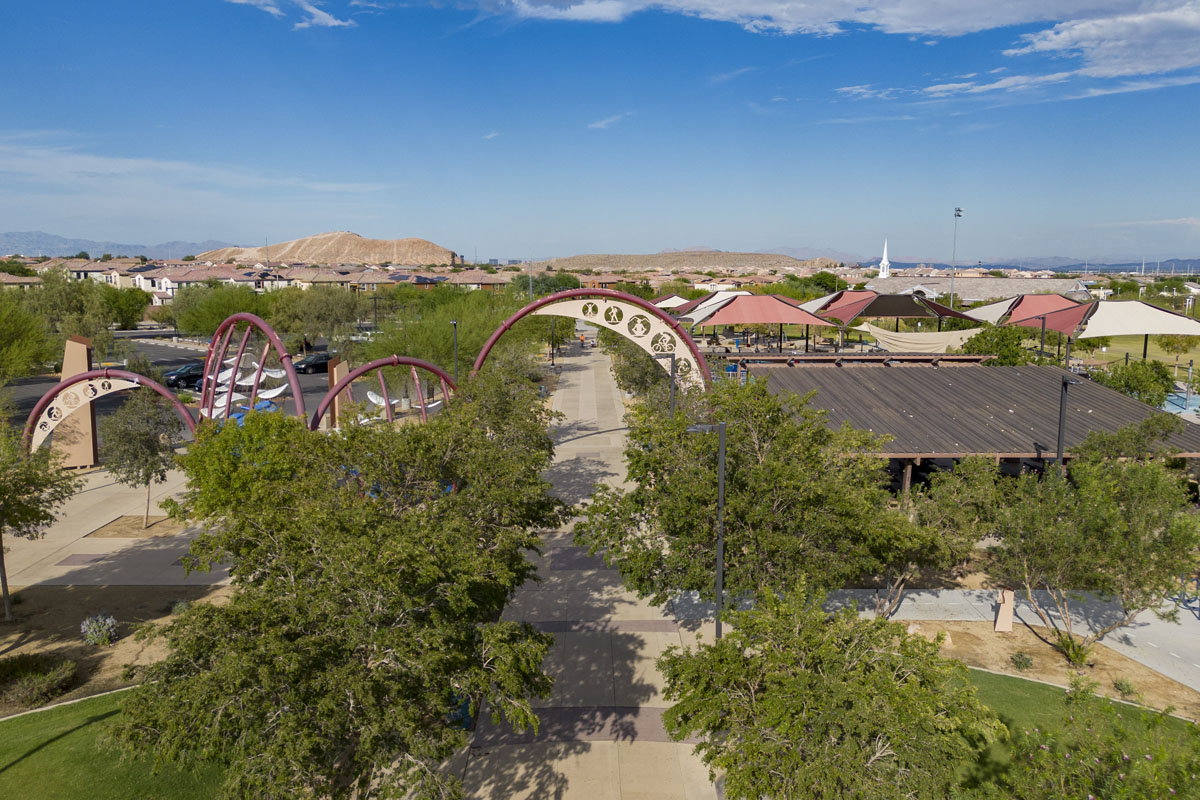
[659,587,1003,800]
[0,258,36,277]
[100,285,152,330]
[24,269,117,356]
[1155,333,1195,374]
[596,327,667,395]
[1089,359,1175,407]
[810,271,841,293]
[575,379,902,607]
[957,325,1038,365]
[173,283,265,337]
[72,251,90,260]
[0,424,82,621]
[112,364,565,799]
[987,416,1200,662]
[98,390,185,528]
[0,291,55,381]
[266,286,362,354]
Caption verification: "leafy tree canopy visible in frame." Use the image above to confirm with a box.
[660,587,1003,800]
[1089,359,1175,407]
[100,285,151,330]
[957,325,1039,365]
[98,390,185,528]
[576,379,912,607]
[0,424,82,621]
[172,283,265,337]
[0,291,55,381]
[113,364,566,799]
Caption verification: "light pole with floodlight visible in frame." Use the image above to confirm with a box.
[1057,375,1082,467]
[653,353,677,417]
[686,422,726,639]
[451,320,458,385]
[950,207,963,308]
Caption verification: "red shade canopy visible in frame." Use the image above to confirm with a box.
[1005,302,1096,336]
[697,294,834,327]
[1004,294,1082,323]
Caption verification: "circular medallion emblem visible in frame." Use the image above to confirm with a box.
[626,315,651,338]
[603,306,624,324]
[582,302,599,318]
[650,332,676,353]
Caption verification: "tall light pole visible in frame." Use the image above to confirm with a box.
[686,422,726,639]
[950,207,963,309]
[450,320,459,385]
[1056,375,1081,467]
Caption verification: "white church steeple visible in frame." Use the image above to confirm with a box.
[878,239,891,279]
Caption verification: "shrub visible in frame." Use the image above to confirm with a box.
[1057,634,1092,667]
[0,653,76,706]
[1010,651,1034,672]
[1112,676,1141,701]
[170,599,191,615]
[81,613,119,646]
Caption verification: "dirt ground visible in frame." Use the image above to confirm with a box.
[906,619,1200,721]
[0,585,230,717]
[85,515,188,538]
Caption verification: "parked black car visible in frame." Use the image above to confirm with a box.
[164,362,205,390]
[295,352,335,374]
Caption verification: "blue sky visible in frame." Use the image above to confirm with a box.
[3,0,1199,262]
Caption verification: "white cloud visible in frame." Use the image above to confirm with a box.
[224,0,355,28]
[1107,217,1200,229]
[0,135,384,195]
[292,0,356,28]
[709,66,757,84]
[1007,3,1200,78]
[483,131,501,139]
[587,112,633,129]
[922,71,1075,97]
[836,84,900,100]
[497,1,1158,37]
[225,0,286,16]
[1069,73,1200,97]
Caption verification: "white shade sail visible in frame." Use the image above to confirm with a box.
[1077,300,1200,339]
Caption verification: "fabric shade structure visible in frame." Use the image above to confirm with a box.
[967,294,1082,326]
[653,293,691,309]
[818,292,977,325]
[671,290,751,319]
[1003,300,1200,339]
[689,294,833,328]
[850,322,982,353]
[1074,300,1200,339]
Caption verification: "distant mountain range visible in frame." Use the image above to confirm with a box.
[0,231,235,260]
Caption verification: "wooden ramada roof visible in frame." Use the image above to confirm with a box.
[752,363,1200,459]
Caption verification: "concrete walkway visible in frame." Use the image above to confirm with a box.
[5,468,229,588]
[460,344,718,799]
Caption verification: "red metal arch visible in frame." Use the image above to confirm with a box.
[23,369,197,448]
[309,355,457,430]
[472,289,712,385]
[202,313,306,421]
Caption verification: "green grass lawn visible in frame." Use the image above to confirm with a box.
[0,691,222,798]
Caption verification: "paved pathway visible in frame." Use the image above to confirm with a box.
[459,344,718,799]
[6,468,228,588]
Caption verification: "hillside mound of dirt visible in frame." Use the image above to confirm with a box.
[199,231,457,266]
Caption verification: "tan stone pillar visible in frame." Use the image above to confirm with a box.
[55,336,99,468]
[327,359,349,429]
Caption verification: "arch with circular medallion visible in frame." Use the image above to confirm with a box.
[473,289,710,388]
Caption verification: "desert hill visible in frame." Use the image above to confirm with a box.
[533,251,837,274]
[199,231,458,266]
